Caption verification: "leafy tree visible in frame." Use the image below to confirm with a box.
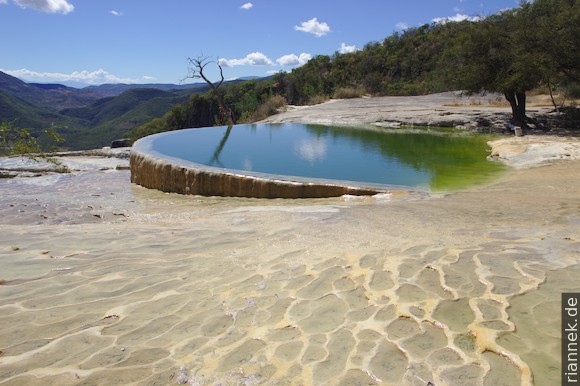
[127,117,168,140]
[521,0,580,109]
[231,80,260,121]
[284,55,334,104]
[451,0,578,127]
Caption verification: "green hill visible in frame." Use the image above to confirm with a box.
[0,71,104,111]
[0,71,210,149]
[64,89,192,149]
[62,88,174,125]
[0,89,85,135]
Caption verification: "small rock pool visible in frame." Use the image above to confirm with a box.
[130,123,505,198]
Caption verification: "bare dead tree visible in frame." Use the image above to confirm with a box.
[184,56,235,127]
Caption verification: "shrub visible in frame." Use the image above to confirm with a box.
[307,94,330,105]
[564,82,580,99]
[128,118,168,141]
[249,94,287,121]
[0,122,64,160]
[333,87,366,99]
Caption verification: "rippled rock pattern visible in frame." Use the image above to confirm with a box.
[1,224,577,385]
[1,162,579,385]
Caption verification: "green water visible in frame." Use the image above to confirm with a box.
[148,123,505,191]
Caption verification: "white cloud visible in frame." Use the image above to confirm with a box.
[294,17,331,37]
[7,0,74,14]
[295,138,327,163]
[395,22,409,31]
[432,13,481,24]
[2,68,152,85]
[110,10,122,16]
[218,52,274,67]
[276,53,312,67]
[339,43,358,54]
[240,2,253,10]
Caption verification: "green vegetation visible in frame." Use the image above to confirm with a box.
[128,78,286,140]
[0,121,64,161]
[130,0,577,141]
[0,71,102,111]
[0,89,83,134]
[446,0,579,126]
[0,72,210,150]
[62,88,193,149]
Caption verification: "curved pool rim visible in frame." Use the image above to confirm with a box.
[130,127,405,198]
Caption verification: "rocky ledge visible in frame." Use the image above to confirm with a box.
[261,92,579,136]
[0,147,131,178]
[129,146,390,198]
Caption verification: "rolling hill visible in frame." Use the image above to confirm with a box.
[0,89,84,133]
[0,71,214,149]
[61,88,193,149]
[0,71,106,111]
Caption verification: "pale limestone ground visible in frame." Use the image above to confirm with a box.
[488,135,580,168]
[260,92,537,129]
[0,160,578,385]
[0,95,579,385]
[0,148,130,178]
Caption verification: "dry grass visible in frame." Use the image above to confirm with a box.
[527,94,580,107]
[444,99,509,107]
[445,93,579,108]
[307,94,330,105]
[333,87,366,99]
[247,94,287,122]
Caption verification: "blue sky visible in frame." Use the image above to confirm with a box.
[0,0,522,87]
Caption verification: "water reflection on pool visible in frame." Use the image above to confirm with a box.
[148,123,504,191]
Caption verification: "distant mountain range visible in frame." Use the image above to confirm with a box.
[0,71,262,149]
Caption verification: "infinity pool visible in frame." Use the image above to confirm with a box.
[131,123,504,198]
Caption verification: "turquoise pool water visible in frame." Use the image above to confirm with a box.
[148,123,504,191]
